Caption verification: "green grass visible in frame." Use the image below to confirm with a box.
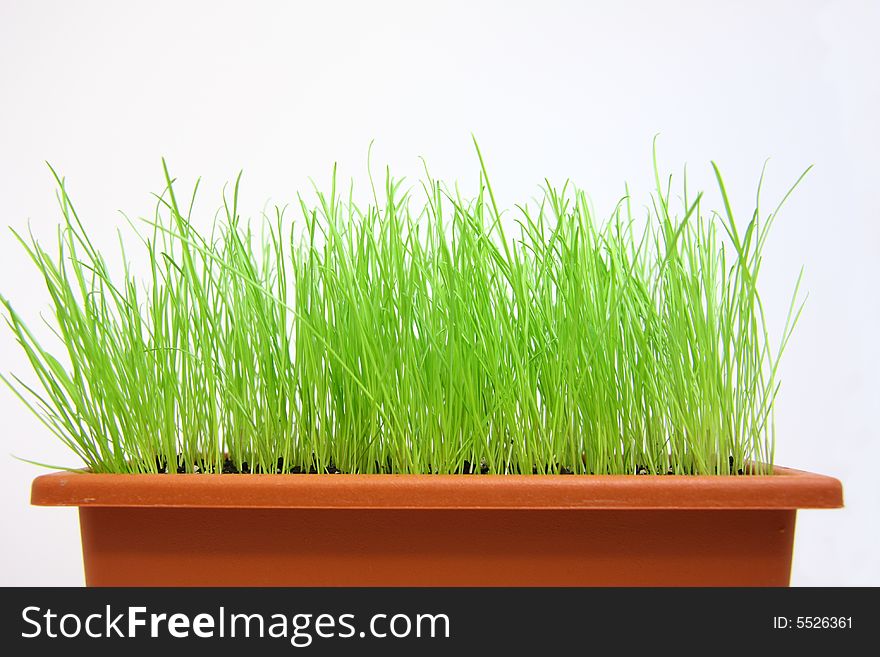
[1,143,807,475]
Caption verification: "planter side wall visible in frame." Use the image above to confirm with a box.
[78,507,796,586]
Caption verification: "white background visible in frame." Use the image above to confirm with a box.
[1,0,877,585]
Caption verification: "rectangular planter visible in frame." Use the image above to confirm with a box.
[31,465,842,586]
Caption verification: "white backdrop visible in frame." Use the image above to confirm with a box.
[1,0,877,585]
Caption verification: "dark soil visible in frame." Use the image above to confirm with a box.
[149,454,748,475]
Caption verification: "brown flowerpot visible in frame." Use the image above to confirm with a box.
[31,465,842,586]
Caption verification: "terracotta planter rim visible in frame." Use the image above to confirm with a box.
[31,464,843,510]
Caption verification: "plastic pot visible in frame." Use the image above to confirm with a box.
[31,465,842,586]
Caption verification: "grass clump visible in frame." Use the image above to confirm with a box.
[1,143,807,475]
